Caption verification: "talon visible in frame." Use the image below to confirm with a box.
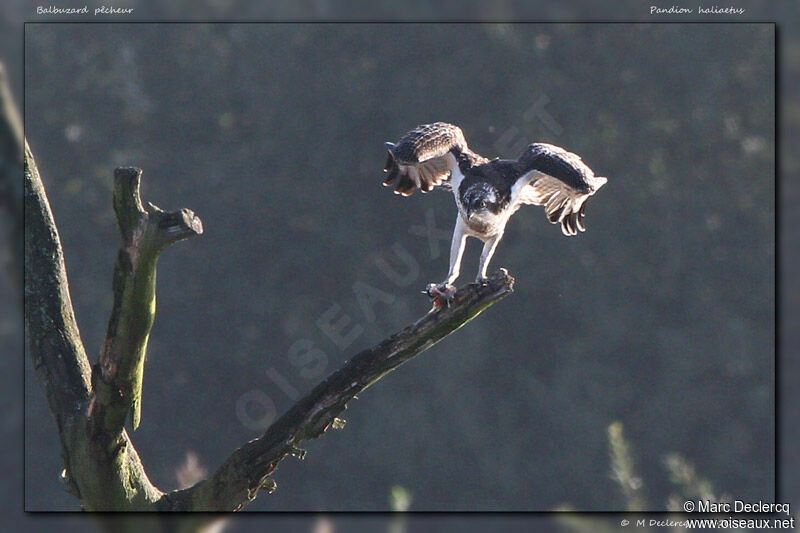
[425,282,457,308]
[475,277,490,286]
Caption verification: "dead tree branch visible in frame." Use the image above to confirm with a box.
[21,73,513,511]
[161,270,514,511]
[24,139,95,501]
[92,167,202,435]
[26,144,168,510]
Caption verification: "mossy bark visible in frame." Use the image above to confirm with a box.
[94,167,202,434]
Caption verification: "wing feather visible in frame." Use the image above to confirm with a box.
[516,143,607,236]
[383,122,483,196]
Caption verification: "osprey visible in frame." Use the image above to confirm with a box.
[382,122,607,298]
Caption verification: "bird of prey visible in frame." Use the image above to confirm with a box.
[382,122,607,298]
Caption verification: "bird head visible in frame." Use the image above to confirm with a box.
[463,184,498,219]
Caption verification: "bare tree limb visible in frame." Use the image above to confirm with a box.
[24,137,93,423]
[91,167,203,435]
[25,143,167,510]
[162,269,514,511]
[26,130,514,512]
[21,55,513,512]
[25,137,95,500]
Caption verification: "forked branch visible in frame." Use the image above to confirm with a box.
[91,167,203,436]
[20,65,513,511]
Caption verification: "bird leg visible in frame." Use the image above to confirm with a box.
[445,218,468,285]
[476,233,502,284]
[425,218,467,305]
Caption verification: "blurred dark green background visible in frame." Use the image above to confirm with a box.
[24,23,774,511]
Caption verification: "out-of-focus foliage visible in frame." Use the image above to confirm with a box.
[24,23,773,511]
[608,421,644,512]
[664,452,723,511]
[559,422,727,532]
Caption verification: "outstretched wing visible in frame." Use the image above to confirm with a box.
[516,143,607,236]
[383,122,484,196]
